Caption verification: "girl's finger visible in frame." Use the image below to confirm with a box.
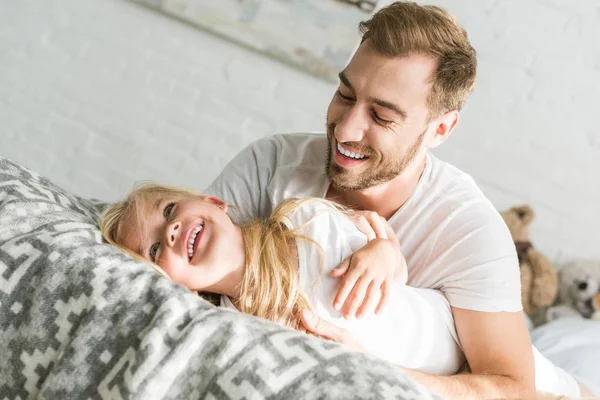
[330,258,350,278]
[375,280,391,315]
[343,276,372,319]
[333,258,360,311]
[360,211,388,239]
[356,280,381,319]
[354,215,377,241]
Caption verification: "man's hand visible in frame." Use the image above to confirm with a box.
[299,309,367,353]
[333,211,408,319]
[301,308,536,400]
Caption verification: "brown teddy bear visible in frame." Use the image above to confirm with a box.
[500,205,559,320]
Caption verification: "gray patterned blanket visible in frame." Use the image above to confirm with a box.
[0,156,440,399]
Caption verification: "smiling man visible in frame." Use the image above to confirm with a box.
[205,2,588,399]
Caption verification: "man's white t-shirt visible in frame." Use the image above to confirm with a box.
[207,133,522,312]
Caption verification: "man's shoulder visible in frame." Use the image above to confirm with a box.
[257,132,328,167]
[415,153,501,227]
[252,132,325,150]
[428,153,479,191]
[426,153,490,206]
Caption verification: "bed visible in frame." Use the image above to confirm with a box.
[0,155,440,399]
[530,317,600,396]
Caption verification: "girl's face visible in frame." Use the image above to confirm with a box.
[117,194,245,297]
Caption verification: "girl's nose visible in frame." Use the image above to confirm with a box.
[165,220,182,247]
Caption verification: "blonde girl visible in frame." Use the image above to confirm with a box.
[100,183,463,375]
[100,183,587,397]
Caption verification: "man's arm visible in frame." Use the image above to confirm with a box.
[204,136,279,222]
[300,308,536,400]
[399,308,535,400]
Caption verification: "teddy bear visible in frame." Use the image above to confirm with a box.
[500,205,559,321]
[547,259,600,322]
[592,291,600,320]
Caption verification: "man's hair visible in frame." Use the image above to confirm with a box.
[359,1,477,118]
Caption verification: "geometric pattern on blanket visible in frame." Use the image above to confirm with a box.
[0,156,440,399]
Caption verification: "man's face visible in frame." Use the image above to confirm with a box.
[325,40,437,191]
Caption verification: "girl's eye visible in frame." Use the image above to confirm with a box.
[149,242,160,262]
[163,202,176,220]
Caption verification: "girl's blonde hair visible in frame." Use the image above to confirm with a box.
[100,182,323,330]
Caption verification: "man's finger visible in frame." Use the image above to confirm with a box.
[300,309,344,342]
[356,281,381,319]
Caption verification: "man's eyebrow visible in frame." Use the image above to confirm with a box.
[338,71,355,95]
[371,98,408,120]
[339,71,407,121]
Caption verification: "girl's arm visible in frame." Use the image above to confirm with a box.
[333,210,408,319]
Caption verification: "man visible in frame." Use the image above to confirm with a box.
[206,2,588,398]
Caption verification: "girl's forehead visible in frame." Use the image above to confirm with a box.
[116,195,159,247]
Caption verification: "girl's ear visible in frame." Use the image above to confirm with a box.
[203,196,228,213]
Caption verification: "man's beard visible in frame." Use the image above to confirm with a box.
[325,124,425,192]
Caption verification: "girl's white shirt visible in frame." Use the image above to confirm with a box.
[222,199,465,375]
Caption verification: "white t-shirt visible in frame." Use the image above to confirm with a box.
[207,133,522,312]
[222,200,465,374]
[218,199,579,396]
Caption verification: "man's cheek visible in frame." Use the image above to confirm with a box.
[326,102,345,124]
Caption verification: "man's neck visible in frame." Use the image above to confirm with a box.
[326,156,427,220]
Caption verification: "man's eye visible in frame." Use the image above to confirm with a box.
[149,242,160,262]
[163,202,176,220]
[336,90,354,102]
[372,112,392,125]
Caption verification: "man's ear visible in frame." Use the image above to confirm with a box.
[427,110,459,148]
[204,196,228,213]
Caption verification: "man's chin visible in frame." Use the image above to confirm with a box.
[329,170,363,192]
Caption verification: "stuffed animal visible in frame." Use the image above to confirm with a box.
[500,206,559,319]
[592,291,600,321]
[548,259,600,321]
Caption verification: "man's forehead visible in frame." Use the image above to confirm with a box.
[347,41,436,86]
[343,51,435,116]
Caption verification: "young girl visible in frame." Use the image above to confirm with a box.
[100,183,586,396]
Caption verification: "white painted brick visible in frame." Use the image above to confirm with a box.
[0,0,598,260]
[223,56,280,93]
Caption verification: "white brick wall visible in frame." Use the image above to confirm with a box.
[1,0,598,261]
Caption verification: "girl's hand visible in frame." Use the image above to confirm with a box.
[351,211,389,241]
[333,211,408,319]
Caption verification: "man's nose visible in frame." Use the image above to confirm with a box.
[335,106,368,144]
[165,220,182,247]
